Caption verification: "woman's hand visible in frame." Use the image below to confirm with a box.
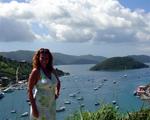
[55,93,59,99]
[32,108,39,118]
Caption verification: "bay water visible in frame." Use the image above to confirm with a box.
[0,64,150,120]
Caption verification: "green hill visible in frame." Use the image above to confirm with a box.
[0,50,34,63]
[90,56,149,71]
[0,55,32,86]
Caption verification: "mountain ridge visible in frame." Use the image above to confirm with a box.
[0,50,106,65]
[1,50,150,65]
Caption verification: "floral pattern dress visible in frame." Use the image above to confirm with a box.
[30,69,58,120]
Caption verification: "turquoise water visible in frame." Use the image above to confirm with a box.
[0,64,150,120]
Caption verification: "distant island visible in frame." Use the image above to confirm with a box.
[90,56,149,71]
[0,55,69,87]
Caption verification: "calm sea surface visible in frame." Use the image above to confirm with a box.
[0,64,150,120]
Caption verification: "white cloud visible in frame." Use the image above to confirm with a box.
[0,0,150,44]
[0,1,34,19]
[135,32,150,42]
[0,16,35,42]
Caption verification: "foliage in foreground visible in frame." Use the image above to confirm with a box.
[66,104,150,120]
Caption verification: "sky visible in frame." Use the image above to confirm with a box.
[0,0,150,57]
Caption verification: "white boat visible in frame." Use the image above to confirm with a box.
[26,99,30,102]
[112,100,116,105]
[95,102,100,106]
[69,93,76,97]
[113,81,116,84]
[80,104,85,107]
[93,87,99,91]
[11,110,16,113]
[56,106,66,112]
[77,97,84,100]
[21,112,28,117]
[64,100,71,104]
[103,78,108,81]
[3,87,14,93]
[124,74,127,77]
[115,105,119,109]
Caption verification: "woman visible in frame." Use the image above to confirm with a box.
[28,48,61,120]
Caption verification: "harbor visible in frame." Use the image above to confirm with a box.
[0,64,150,120]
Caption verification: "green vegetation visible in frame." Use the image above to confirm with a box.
[0,55,32,81]
[90,57,149,71]
[55,68,70,77]
[0,55,69,87]
[66,104,150,120]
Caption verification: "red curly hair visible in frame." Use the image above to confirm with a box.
[32,48,54,72]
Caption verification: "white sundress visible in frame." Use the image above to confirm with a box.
[30,69,58,120]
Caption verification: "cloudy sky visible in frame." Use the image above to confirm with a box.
[0,0,150,57]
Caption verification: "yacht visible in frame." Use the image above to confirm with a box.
[69,93,76,97]
[112,100,117,105]
[95,102,100,106]
[80,104,85,107]
[123,74,127,77]
[3,86,14,93]
[11,110,17,113]
[64,100,71,104]
[56,106,66,112]
[21,112,28,117]
[77,97,84,100]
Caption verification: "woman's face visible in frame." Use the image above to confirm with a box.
[39,53,49,68]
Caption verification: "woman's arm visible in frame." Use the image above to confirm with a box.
[28,68,39,118]
[53,69,61,98]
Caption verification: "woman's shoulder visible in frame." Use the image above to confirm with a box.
[31,68,40,76]
[28,68,40,85]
